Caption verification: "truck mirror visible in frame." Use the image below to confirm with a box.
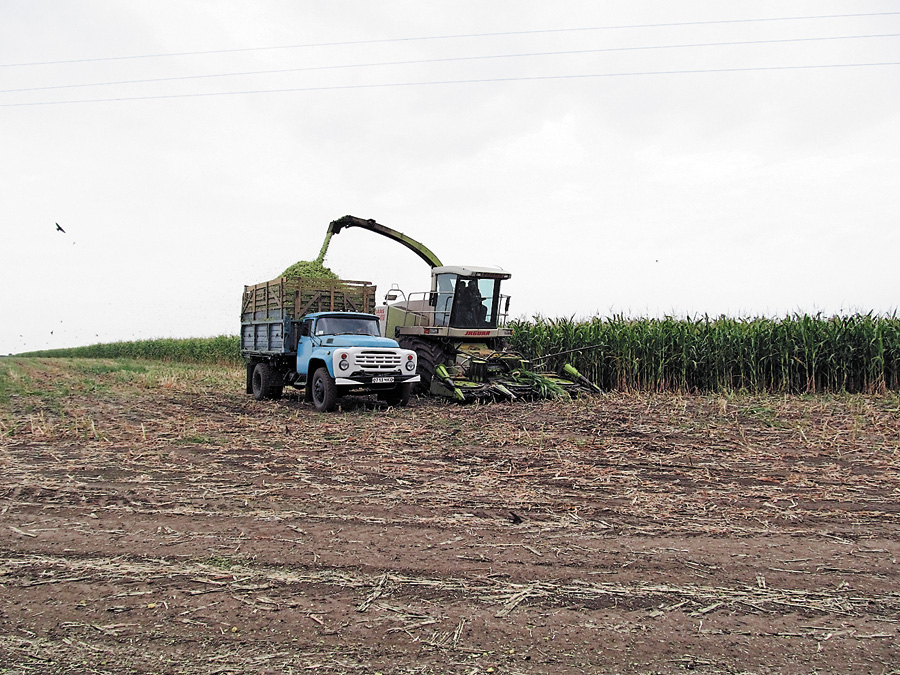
[299,322,310,337]
[429,292,438,307]
[385,293,397,301]
[505,296,511,313]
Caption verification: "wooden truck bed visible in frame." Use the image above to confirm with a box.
[240,277,377,355]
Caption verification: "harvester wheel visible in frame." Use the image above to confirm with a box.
[311,367,338,412]
[379,382,412,407]
[399,337,447,395]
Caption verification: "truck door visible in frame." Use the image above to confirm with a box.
[296,318,315,378]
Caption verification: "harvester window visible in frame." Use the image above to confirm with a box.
[434,273,456,326]
[450,277,499,329]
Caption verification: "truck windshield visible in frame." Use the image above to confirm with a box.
[315,316,380,336]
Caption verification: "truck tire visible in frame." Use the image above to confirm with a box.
[398,337,447,396]
[251,363,269,400]
[379,382,412,407]
[269,381,284,400]
[311,367,338,412]
[251,363,283,401]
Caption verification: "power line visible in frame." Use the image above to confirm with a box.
[2,61,897,108]
[2,11,899,68]
[3,32,896,95]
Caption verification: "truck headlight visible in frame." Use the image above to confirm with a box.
[339,353,350,371]
[405,355,415,372]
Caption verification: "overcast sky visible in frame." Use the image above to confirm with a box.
[2,1,898,354]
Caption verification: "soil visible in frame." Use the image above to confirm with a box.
[1,358,899,674]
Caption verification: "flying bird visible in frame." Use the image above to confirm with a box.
[56,222,66,233]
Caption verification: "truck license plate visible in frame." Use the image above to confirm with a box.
[372,377,394,384]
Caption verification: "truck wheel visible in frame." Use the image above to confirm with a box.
[379,382,412,407]
[251,363,283,401]
[251,363,270,400]
[311,367,338,412]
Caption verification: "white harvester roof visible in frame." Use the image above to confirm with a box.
[432,265,511,280]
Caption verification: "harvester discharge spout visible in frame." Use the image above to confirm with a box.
[328,215,443,269]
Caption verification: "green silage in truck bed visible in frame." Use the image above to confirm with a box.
[281,230,338,280]
[243,228,374,327]
[281,259,338,280]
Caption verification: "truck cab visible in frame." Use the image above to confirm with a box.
[296,312,418,382]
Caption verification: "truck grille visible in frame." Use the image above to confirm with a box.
[356,350,402,371]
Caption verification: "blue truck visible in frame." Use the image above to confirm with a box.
[240,276,419,412]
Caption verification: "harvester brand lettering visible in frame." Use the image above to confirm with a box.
[465,331,490,336]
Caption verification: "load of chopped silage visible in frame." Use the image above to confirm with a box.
[282,231,338,279]
[282,259,338,279]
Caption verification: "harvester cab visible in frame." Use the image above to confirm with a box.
[429,266,510,331]
[327,215,599,401]
[385,265,511,336]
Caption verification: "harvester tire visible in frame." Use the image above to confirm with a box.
[399,337,447,396]
[379,382,412,407]
[311,367,338,412]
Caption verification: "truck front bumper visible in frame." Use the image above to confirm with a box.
[335,374,421,386]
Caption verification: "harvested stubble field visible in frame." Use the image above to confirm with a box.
[1,358,899,675]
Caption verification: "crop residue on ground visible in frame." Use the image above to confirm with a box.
[1,357,899,673]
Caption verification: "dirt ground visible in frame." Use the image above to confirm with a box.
[1,358,898,674]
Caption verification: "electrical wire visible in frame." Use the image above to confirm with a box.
[2,61,897,108]
[3,32,897,95]
[2,11,898,68]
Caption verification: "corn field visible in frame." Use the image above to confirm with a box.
[510,313,900,394]
[16,313,900,394]
[18,336,242,366]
